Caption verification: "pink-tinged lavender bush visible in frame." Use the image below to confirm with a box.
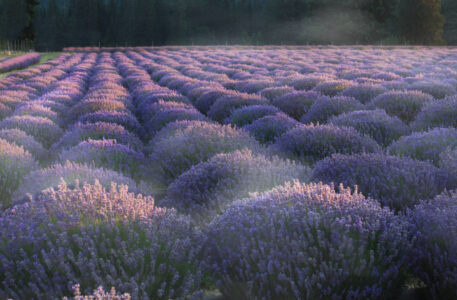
[78,111,145,138]
[0,181,203,299]
[63,284,131,300]
[370,90,433,124]
[144,106,207,136]
[0,102,12,120]
[312,80,355,96]
[30,99,68,115]
[13,103,61,125]
[204,181,410,300]
[408,81,456,99]
[0,52,41,73]
[59,139,146,181]
[272,91,325,120]
[311,153,449,211]
[0,129,47,160]
[329,109,410,147]
[387,127,457,165]
[54,122,143,152]
[412,96,457,130]
[301,96,364,124]
[227,105,280,127]
[150,122,262,184]
[67,99,129,124]
[161,149,310,222]
[407,191,457,299]
[195,89,234,114]
[272,124,381,164]
[135,91,189,108]
[0,115,63,148]
[12,161,138,205]
[233,79,274,94]
[258,86,294,101]
[186,86,219,103]
[0,138,38,208]
[207,93,269,123]
[340,84,387,104]
[244,113,300,144]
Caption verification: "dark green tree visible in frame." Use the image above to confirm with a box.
[396,0,445,44]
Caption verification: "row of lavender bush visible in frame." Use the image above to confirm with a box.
[0,52,41,73]
[0,47,457,299]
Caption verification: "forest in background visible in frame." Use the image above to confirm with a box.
[0,0,454,51]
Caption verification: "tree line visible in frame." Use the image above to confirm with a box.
[0,0,453,51]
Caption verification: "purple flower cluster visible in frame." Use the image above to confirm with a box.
[244,112,300,144]
[207,93,269,123]
[0,53,41,73]
[412,96,457,130]
[272,90,323,120]
[0,181,203,299]
[370,90,434,124]
[271,124,381,164]
[312,153,449,211]
[407,190,457,299]
[228,104,280,127]
[329,109,410,146]
[0,128,47,160]
[301,96,364,124]
[162,149,310,222]
[204,181,411,299]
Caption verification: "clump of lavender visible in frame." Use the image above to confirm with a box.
[370,90,433,124]
[407,190,457,299]
[0,115,63,148]
[195,89,234,114]
[149,122,263,184]
[312,79,354,96]
[0,138,38,209]
[0,128,47,161]
[161,149,310,222]
[329,109,410,147]
[67,99,129,124]
[290,75,329,90]
[53,122,143,151]
[59,139,147,181]
[0,102,12,120]
[207,93,269,123]
[341,83,387,104]
[271,124,381,164]
[63,284,131,300]
[408,81,456,99]
[387,127,457,165]
[312,153,449,211]
[13,103,61,125]
[272,91,324,120]
[204,181,411,300]
[301,96,364,124]
[412,96,457,130]
[258,86,294,101]
[0,181,203,299]
[78,111,145,138]
[439,147,457,188]
[244,112,300,144]
[227,105,280,127]
[12,161,138,205]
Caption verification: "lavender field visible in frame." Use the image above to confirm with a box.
[1,46,457,299]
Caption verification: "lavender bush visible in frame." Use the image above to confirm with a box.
[407,191,457,299]
[312,79,354,96]
[271,124,381,164]
[301,96,364,124]
[204,181,411,300]
[0,181,203,299]
[207,93,269,123]
[387,127,457,165]
[0,138,38,209]
[0,115,63,148]
[341,84,387,104]
[412,96,457,130]
[161,149,310,221]
[78,111,145,138]
[312,153,449,211]
[227,104,280,127]
[0,128,47,160]
[329,109,410,146]
[272,91,324,120]
[149,122,263,184]
[370,90,433,124]
[244,112,300,144]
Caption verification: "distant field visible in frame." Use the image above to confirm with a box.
[0,46,456,299]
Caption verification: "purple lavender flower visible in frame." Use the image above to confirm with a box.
[311,153,449,211]
[227,104,280,127]
[301,96,364,124]
[341,83,387,104]
[244,112,300,144]
[204,181,411,300]
[272,91,325,120]
[412,96,457,130]
[207,93,269,123]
